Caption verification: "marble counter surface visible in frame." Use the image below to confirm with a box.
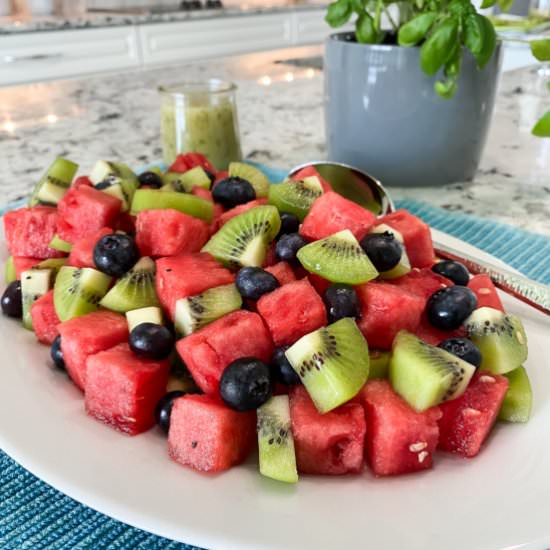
[0,45,549,234]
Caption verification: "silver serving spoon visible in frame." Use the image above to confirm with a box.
[288,161,550,316]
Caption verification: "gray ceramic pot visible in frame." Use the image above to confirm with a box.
[324,33,503,187]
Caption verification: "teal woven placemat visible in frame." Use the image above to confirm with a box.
[1,164,549,550]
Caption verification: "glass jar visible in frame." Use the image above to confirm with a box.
[159,80,242,171]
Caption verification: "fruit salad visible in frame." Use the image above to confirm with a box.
[1,153,532,483]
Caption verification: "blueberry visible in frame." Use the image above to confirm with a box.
[271,346,301,386]
[203,169,216,185]
[432,260,470,286]
[323,284,361,323]
[138,171,163,189]
[235,267,279,300]
[277,212,300,236]
[212,176,256,209]
[129,323,174,360]
[1,280,22,318]
[438,337,482,368]
[50,335,65,370]
[275,233,307,264]
[95,180,113,190]
[220,357,272,411]
[426,286,478,331]
[93,233,140,277]
[155,390,185,434]
[360,232,402,272]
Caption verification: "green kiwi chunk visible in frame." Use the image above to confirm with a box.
[126,306,164,332]
[202,205,281,268]
[100,257,159,313]
[369,224,411,280]
[228,162,269,198]
[29,157,78,207]
[499,366,532,423]
[21,268,53,330]
[257,395,298,484]
[285,317,370,413]
[49,234,73,253]
[389,331,476,412]
[464,307,528,374]
[90,161,139,212]
[268,177,323,221]
[162,167,211,192]
[368,350,391,380]
[54,266,112,321]
[5,257,16,284]
[131,189,213,222]
[297,229,378,285]
[34,258,67,281]
[174,284,242,336]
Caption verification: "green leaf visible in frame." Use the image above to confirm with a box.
[444,43,462,77]
[420,17,460,76]
[532,110,550,137]
[530,39,550,62]
[497,0,514,11]
[325,0,352,28]
[480,0,497,8]
[398,12,437,47]
[435,77,458,99]
[356,13,382,43]
[475,14,497,68]
[350,0,364,13]
[464,14,484,55]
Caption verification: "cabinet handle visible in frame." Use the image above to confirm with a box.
[2,53,64,63]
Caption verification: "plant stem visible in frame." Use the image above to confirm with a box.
[375,0,383,31]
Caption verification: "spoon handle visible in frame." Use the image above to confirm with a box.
[433,239,550,316]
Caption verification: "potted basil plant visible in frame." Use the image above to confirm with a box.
[324,0,550,187]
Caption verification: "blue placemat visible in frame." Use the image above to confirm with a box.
[1,164,549,550]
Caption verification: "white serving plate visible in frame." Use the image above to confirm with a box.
[1,228,549,550]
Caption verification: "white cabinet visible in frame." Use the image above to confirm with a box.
[0,26,140,86]
[294,10,353,46]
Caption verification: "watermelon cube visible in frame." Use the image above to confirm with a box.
[73,175,92,188]
[56,186,122,243]
[30,290,60,345]
[58,311,129,391]
[289,386,366,475]
[291,166,333,193]
[218,199,268,227]
[257,279,327,346]
[264,262,296,286]
[300,192,376,242]
[378,210,435,268]
[415,314,466,346]
[356,282,425,350]
[360,380,442,476]
[468,274,504,312]
[67,227,113,268]
[156,253,234,319]
[115,212,136,234]
[136,209,210,257]
[85,343,169,435]
[176,310,273,395]
[307,273,332,296]
[168,394,256,473]
[191,187,213,201]
[390,267,452,300]
[438,371,509,458]
[4,207,63,259]
[169,152,216,175]
[13,257,41,279]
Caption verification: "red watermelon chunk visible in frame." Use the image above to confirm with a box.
[415,315,466,346]
[257,279,327,346]
[67,227,113,268]
[85,343,169,435]
[191,186,213,201]
[300,192,376,242]
[356,282,425,350]
[438,371,508,458]
[4,207,63,259]
[307,273,332,296]
[468,274,504,312]
[169,152,216,175]
[378,210,435,268]
[390,267,452,300]
[73,175,92,188]
[168,394,256,473]
[176,310,273,395]
[264,262,296,286]
[156,253,234,319]
[218,199,268,227]
[360,380,442,476]
[30,290,60,345]
[136,209,209,258]
[56,186,122,243]
[289,386,366,475]
[58,311,129,391]
[291,166,333,193]
[115,212,136,234]
[13,257,41,279]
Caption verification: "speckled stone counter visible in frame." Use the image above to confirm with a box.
[0,45,549,234]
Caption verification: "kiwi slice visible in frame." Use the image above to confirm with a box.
[369,224,411,280]
[21,268,53,330]
[268,177,323,221]
[5,257,16,285]
[228,162,269,198]
[34,258,67,280]
[54,266,112,321]
[90,161,139,212]
[499,366,532,423]
[100,257,159,313]
[131,189,213,222]
[162,167,211,192]
[389,331,476,412]
[297,229,378,285]
[202,205,281,268]
[368,350,391,380]
[126,306,164,332]
[464,307,528,374]
[257,395,298,484]
[285,317,370,413]
[49,235,73,253]
[29,157,79,207]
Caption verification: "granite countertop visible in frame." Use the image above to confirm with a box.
[0,44,549,234]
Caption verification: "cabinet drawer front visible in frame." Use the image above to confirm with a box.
[0,27,140,86]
